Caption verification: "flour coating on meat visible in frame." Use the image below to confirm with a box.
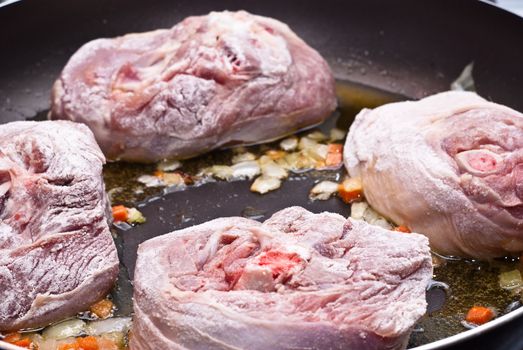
[50,11,336,162]
[0,121,119,331]
[131,207,432,350]
[345,91,523,258]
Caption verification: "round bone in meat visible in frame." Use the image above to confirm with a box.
[50,11,336,163]
[344,91,523,258]
[131,206,432,350]
[0,121,119,331]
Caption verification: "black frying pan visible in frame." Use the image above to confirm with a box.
[1,1,523,349]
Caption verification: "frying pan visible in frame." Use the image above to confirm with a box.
[1,0,523,349]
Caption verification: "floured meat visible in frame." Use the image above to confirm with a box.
[345,91,523,258]
[131,206,432,350]
[49,11,336,162]
[0,121,119,331]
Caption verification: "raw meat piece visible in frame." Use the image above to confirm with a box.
[0,121,119,331]
[50,11,336,162]
[131,206,432,350]
[345,91,523,258]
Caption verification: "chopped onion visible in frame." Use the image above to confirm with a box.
[85,317,132,336]
[258,155,272,166]
[275,157,292,170]
[451,62,475,92]
[162,172,185,186]
[499,269,523,291]
[310,181,339,200]
[250,176,281,194]
[42,319,86,340]
[231,161,261,179]
[362,206,381,223]
[30,334,58,350]
[306,131,327,141]
[261,161,288,179]
[280,137,298,151]
[137,175,164,187]
[306,144,329,161]
[362,207,391,228]
[232,152,257,164]
[373,218,393,230]
[100,332,125,348]
[201,165,233,180]
[127,208,146,224]
[265,150,286,161]
[157,159,181,172]
[295,153,317,171]
[350,202,369,220]
[329,128,347,142]
[298,137,318,151]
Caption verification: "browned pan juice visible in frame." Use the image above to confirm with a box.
[103,81,521,348]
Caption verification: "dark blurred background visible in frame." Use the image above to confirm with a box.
[0,0,522,15]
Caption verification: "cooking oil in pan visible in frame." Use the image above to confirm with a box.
[17,81,523,348]
[103,80,402,205]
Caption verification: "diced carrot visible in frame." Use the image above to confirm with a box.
[111,205,128,222]
[154,170,165,179]
[3,333,21,343]
[13,338,32,348]
[466,306,494,325]
[325,152,343,166]
[327,143,343,154]
[90,298,114,319]
[338,177,363,203]
[58,343,80,350]
[394,225,411,233]
[77,336,100,350]
[325,144,343,167]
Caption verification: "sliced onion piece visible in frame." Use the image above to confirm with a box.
[157,159,182,172]
[362,206,382,223]
[250,176,281,194]
[310,181,339,201]
[232,152,257,164]
[499,270,523,291]
[201,165,233,180]
[42,319,86,340]
[128,208,146,224]
[85,317,132,336]
[137,175,164,187]
[329,128,347,142]
[306,131,327,141]
[162,172,186,187]
[280,137,298,151]
[284,152,315,171]
[298,137,318,151]
[275,157,292,170]
[261,160,288,179]
[265,150,286,161]
[231,161,261,179]
[350,202,369,220]
[373,218,393,230]
[305,144,329,161]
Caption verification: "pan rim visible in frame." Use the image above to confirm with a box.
[1,305,522,350]
[411,304,523,349]
[1,0,523,349]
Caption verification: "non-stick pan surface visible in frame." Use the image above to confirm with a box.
[1,1,523,349]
